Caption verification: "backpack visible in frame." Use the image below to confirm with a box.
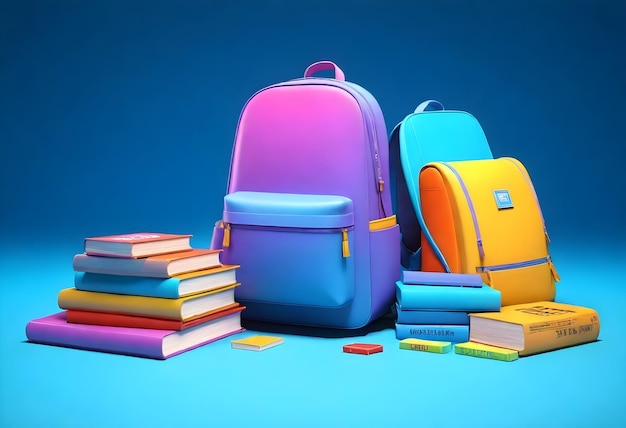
[389,100,493,270]
[418,158,559,306]
[210,61,400,329]
[389,101,558,305]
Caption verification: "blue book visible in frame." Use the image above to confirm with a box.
[395,281,501,312]
[74,265,239,299]
[401,270,483,288]
[395,303,470,325]
[395,323,470,343]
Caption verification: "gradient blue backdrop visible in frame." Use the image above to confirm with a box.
[1,1,625,427]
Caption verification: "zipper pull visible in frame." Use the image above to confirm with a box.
[545,229,551,244]
[378,180,385,193]
[222,223,231,248]
[548,256,560,282]
[482,268,492,286]
[342,229,350,258]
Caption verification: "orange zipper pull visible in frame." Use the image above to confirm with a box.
[222,223,231,248]
[342,229,350,258]
[548,257,560,282]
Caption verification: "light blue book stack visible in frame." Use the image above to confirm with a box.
[394,271,501,343]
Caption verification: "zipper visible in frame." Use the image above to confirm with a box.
[220,222,352,258]
[477,256,559,281]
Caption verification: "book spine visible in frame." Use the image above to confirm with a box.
[401,271,483,287]
[66,310,183,330]
[395,307,470,325]
[521,312,600,356]
[74,272,180,298]
[396,282,501,311]
[399,338,452,354]
[454,343,518,362]
[72,254,169,278]
[26,317,165,359]
[58,288,183,320]
[395,324,469,343]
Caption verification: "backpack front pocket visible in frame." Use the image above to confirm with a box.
[218,191,355,308]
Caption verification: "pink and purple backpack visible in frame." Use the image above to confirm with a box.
[210,61,400,329]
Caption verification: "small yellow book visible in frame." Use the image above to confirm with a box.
[469,301,600,356]
[454,341,519,362]
[399,338,452,354]
[57,283,239,321]
[231,335,284,351]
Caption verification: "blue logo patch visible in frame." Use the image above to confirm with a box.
[494,190,513,209]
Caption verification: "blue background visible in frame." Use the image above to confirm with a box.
[1,1,624,427]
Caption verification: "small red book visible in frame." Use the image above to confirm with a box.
[342,343,383,355]
[84,232,192,258]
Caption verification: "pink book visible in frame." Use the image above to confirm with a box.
[25,311,244,360]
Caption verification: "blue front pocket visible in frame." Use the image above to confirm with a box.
[219,192,355,308]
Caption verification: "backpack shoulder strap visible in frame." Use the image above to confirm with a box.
[390,99,451,272]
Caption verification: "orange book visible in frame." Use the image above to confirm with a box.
[469,301,600,356]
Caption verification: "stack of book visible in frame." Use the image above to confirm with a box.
[26,232,245,360]
[454,301,601,361]
[394,270,502,343]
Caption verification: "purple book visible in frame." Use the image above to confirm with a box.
[25,311,244,360]
[401,271,483,288]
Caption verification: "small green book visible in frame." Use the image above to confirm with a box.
[454,341,519,362]
[399,338,452,354]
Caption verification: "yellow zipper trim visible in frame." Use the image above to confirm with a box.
[222,223,231,248]
[369,215,397,231]
[342,228,350,258]
[548,257,560,282]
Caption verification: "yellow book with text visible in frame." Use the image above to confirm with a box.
[469,301,600,356]
[58,283,239,321]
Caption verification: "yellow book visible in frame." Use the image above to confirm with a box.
[57,283,239,321]
[469,301,600,356]
[231,335,284,351]
[399,338,452,354]
[454,341,519,362]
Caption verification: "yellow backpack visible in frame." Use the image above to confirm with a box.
[419,157,559,306]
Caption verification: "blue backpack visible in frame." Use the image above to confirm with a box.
[389,100,494,271]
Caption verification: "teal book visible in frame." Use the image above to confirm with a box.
[74,265,239,299]
[395,281,501,312]
[395,323,469,343]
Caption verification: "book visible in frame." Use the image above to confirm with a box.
[399,338,452,354]
[57,283,240,321]
[454,341,519,362]
[72,249,222,278]
[395,303,470,325]
[469,301,600,356]
[401,270,483,288]
[395,281,501,312]
[74,264,239,298]
[66,304,243,330]
[26,311,244,360]
[84,232,192,258]
[342,343,383,355]
[395,323,469,343]
[230,335,284,351]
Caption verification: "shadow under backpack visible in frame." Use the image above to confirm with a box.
[210,61,400,329]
